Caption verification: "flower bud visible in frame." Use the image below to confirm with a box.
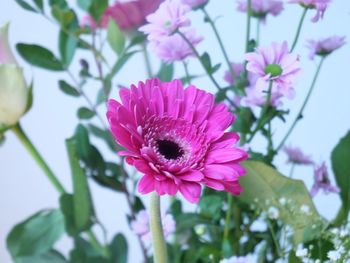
[0,22,28,129]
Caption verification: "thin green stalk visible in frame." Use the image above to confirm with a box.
[176,30,237,109]
[247,81,273,143]
[290,8,308,52]
[245,0,252,52]
[150,193,168,263]
[276,58,325,151]
[201,8,235,84]
[12,123,66,194]
[12,123,109,259]
[223,194,233,243]
[289,163,296,178]
[182,60,191,84]
[232,200,241,255]
[256,19,261,45]
[142,42,153,78]
[267,220,282,258]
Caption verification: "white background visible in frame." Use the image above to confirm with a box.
[1,0,350,262]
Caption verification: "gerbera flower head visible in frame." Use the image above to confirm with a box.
[289,0,331,22]
[283,145,314,165]
[139,0,191,41]
[307,36,346,60]
[81,0,164,30]
[244,41,301,105]
[131,209,175,247]
[107,79,248,203]
[237,0,284,21]
[310,162,339,197]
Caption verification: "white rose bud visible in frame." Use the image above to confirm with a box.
[0,22,28,129]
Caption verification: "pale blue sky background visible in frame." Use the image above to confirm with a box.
[1,0,350,262]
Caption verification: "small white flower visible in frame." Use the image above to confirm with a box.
[330,228,340,235]
[194,225,206,236]
[328,250,341,261]
[296,246,308,258]
[300,204,310,214]
[279,197,287,205]
[339,229,349,238]
[267,206,279,220]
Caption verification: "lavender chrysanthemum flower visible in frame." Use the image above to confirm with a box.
[284,146,314,165]
[237,0,284,21]
[181,0,208,8]
[149,29,203,62]
[107,79,248,203]
[139,0,191,41]
[244,41,301,106]
[289,0,331,22]
[131,210,176,247]
[307,36,346,60]
[310,162,340,197]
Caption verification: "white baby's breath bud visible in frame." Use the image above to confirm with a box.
[300,204,310,214]
[328,250,341,261]
[267,206,279,220]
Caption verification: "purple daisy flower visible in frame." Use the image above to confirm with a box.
[289,0,331,22]
[284,146,314,165]
[307,36,346,60]
[237,0,284,21]
[310,162,340,197]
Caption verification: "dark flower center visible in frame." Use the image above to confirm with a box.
[157,139,184,160]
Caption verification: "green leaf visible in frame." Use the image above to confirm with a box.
[15,250,67,263]
[199,195,223,220]
[25,81,34,113]
[200,52,211,72]
[239,161,326,245]
[75,124,90,160]
[49,0,68,9]
[59,80,80,97]
[88,124,117,152]
[7,210,65,258]
[32,0,44,11]
[288,250,302,263]
[51,7,76,28]
[77,107,95,119]
[15,0,37,12]
[77,0,92,11]
[16,44,64,71]
[59,194,76,236]
[110,234,128,263]
[107,19,125,55]
[331,131,350,215]
[88,0,108,22]
[59,30,78,66]
[66,136,94,233]
[157,63,174,82]
[106,51,138,82]
[69,237,108,263]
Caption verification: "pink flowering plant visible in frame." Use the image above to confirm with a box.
[2,0,350,263]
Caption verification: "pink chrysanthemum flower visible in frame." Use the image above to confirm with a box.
[107,79,248,203]
[81,0,163,30]
[283,146,314,165]
[289,0,331,22]
[181,0,208,8]
[237,0,284,21]
[244,41,301,105]
[139,0,191,41]
[307,36,346,60]
[310,162,339,197]
[149,29,203,62]
[131,209,176,247]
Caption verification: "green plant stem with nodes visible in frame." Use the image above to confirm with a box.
[201,7,235,86]
[245,0,252,52]
[247,81,274,143]
[276,57,325,151]
[11,123,109,259]
[182,60,191,84]
[290,7,308,52]
[176,30,237,109]
[141,42,153,78]
[150,193,168,263]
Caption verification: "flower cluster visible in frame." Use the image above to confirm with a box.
[139,0,202,62]
[107,79,247,203]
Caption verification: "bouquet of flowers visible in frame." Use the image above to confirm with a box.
[1,0,349,262]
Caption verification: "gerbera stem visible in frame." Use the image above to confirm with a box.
[245,0,252,52]
[290,7,308,52]
[150,193,168,263]
[276,57,325,151]
[11,123,66,194]
[176,30,237,109]
[11,123,109,259]
[201,7,235,85]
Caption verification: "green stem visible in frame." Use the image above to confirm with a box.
[182,60,191,85]
[289,163,296,178]
[201,8,235,85]
[232,200,241,255]
[267,220,282,258]
[150,193,168,263]
[142,42,153,78]
[12,123,109,259]
[245,0,252,52]
[290,8,308,52]
[223,194,233,243]
[177,30,236,109]
[12,123,66,194]
[256,19,261,45]
[247,81,273,143]
[276,58,325,151]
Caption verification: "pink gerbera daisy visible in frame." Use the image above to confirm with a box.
[107,79,248,203]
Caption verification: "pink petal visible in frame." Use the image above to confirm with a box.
[177,170,204,182]
[179,182,201,203]
[138,174,155,194]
